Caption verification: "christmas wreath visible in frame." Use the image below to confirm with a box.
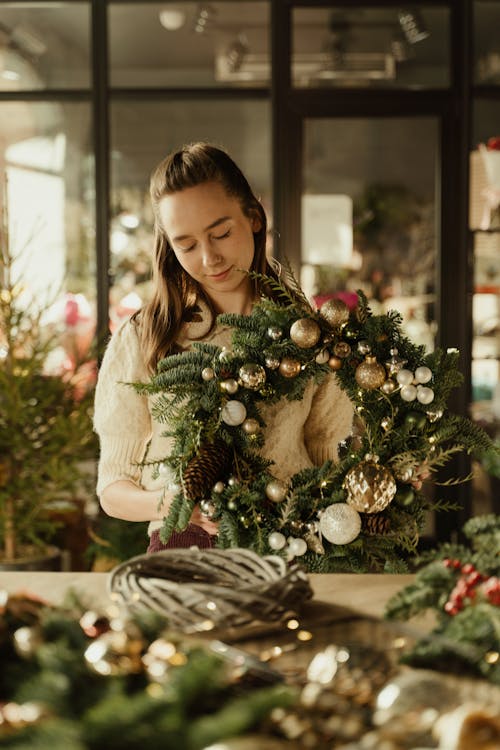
[136,274,494,573]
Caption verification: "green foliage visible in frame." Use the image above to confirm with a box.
[0,593,296,749]
[132,274,497,573]
[0,221,97,561]
[385,514,500,684]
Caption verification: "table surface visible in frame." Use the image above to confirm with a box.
[0,571,416,620]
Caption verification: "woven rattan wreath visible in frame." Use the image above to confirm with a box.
[108,547,313,633]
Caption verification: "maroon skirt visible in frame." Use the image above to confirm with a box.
[147,524,217,553]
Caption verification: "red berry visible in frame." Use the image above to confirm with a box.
[461,563,475,575]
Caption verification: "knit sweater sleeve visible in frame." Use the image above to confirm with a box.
[303,372,354,466]
[93,319,152,497]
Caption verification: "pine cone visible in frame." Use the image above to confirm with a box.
[361,513,391,535]
[183,438,232,501]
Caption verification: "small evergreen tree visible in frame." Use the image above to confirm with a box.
[0,201,97,563]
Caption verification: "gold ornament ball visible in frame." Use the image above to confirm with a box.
[290,318,321,349]
[344,460,397,513]
[381,379,397,395]
[242,418,260,435]
[238,363,266,390]
[279,357,301,378]
[319,298,350,328]
[265,479,288,503]
[355,356,387,390]
[328,356,342,371]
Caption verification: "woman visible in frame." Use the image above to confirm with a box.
[93,142,353,552]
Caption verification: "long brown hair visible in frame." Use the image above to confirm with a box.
[136,142,278,371]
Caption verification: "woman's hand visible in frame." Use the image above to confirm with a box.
[190,504,219,535]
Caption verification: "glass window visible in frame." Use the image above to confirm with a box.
[0,3,90,91]
[108,97,271,329]
[470,98,500,423]
[292,6,450,89]
[474,0,500,86]
[109,1,270,89]
[0,101,96,375]
[302,117,439,350]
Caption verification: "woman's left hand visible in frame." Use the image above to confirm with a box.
[190,504,219,535]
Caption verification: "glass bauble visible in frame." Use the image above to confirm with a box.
[355,356,386,390]
[290,318,321,348]
[344,459,397,513]
[319,298,350,328]
[239,363,266,390]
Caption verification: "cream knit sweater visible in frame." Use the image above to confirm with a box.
[93,302,354,536]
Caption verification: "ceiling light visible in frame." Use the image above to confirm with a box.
[193,4,217,34]
[158,7,186,31]
[225,34,249,73]
[398,9,430,44]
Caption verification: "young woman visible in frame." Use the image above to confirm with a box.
[93,142,354,552]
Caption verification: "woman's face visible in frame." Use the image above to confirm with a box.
[158,181,261,311]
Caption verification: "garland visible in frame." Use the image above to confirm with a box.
[136,275,495,573]
[385,514,500,685]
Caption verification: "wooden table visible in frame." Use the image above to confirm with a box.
[0,572,415,620]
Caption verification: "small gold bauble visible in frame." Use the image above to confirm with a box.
[344,460,397,513]
[242,418,260,435]
[279,357,301,378]
[265,479,288,503]
[328,356,342,370]
[221,378,238,394]
[381,379,397,395]
[201,367,215,381]
[238,363,266,390]
[290,318,321,349]
[319,298,350,328]
[333,341,351,358]
[355,356,387,390]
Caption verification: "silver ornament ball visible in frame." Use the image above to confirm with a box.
[265,479,288,503]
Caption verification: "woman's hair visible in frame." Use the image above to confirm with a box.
[136,142,278,371]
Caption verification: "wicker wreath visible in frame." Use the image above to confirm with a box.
[108,547,313,633]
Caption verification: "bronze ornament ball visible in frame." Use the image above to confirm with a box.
[279,357,301,378]
[354,356,387,390]
[344,459,397,513]
[333,341,351,358]
[289,317,321,348]
[328,356,342,370]
[319,298,350,328]
[242,418,260,435]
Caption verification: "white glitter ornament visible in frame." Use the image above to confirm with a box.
[221,400,247,426]
[268,531,287,550]
[319,503,361,545]
[414,366,432,384]
[400,384,417,402]
[396,369,414,386]
[213,481,225,493]
[416,385,434,404]
[288,537,308,556]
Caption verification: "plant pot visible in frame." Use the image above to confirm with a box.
[0,545,62,571]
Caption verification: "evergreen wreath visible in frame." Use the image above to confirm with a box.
[135,273,495,573]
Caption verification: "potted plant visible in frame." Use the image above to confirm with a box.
[0,213,97,570]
